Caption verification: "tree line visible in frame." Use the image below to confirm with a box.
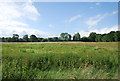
[0,31,120,42]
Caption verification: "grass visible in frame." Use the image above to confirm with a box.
[2,42,119,79]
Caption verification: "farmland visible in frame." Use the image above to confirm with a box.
[2,42,119,79]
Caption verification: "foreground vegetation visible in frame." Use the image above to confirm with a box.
[2,42,119,79]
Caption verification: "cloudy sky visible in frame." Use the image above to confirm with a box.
[0,2,118,38]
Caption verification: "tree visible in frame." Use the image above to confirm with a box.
[89,32,96,42]
[53,37,59,42]
[110,31,116,41]
[107,31,116,42]
[81,37,90,42]
[19,38,24,42]
[59,33,71,41]
[1,37,5,42]
[5,37,12,42]
[48,38,54,42]
[1,31,119,42]
[30,35,38,42]
[101,34,109,42]
[0,37,2,42]
[42,38,48,42]
[73,33,80,41]
[23,35,29,42]
[38,38,44,42]
[12,34,19,42]
[95,34,102,42]
[114,31,120,42]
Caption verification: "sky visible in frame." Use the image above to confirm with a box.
[0,2,118,38]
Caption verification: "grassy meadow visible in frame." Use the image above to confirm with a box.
[2,42,119,79]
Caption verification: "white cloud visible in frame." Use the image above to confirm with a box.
[79,25,118,37]
[111,10,118,15]
[0,26,58,38]
[0,2,40,21]
[89,25,118,34]
[0,2,40,28]
[96,3,100,6]
[0,20,28,27]
[86,14,108,28]
[22,2,40,21]
[48,24,54,28]
[67,14,81,23]
[0,2,55,38]
[86,10,118,28]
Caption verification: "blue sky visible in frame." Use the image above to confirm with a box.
[0,2,118,37]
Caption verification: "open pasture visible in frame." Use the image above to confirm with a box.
[2,42,119,79]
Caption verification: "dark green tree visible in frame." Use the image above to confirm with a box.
[73,33,80,41]
[107,31,116,42]
[42,38,48,42]
[1,37,5,42]
[95,34,102,42]
[0,37,2,42]
[23,35,29,42]
[101,34,110,42]
[114,31,120,41]
[89,32,96,42]
[81,37,90,42]
[12,34,19,42]
[19,38,24,42]
[30,35,38,42]
[38,38,44,42]
[68,34,72,41]
[5,37,12,42]
[53,37,59,42]
[59,33,71,41]
[48,38,54,42]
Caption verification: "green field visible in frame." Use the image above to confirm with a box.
[2,42,119,79]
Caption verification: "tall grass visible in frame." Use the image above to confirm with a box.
[2,42,119,79]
